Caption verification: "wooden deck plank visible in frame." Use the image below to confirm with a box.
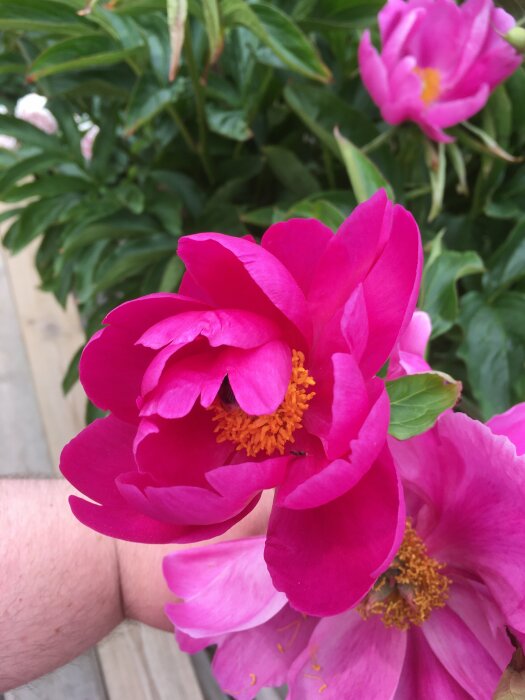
[0,226,205,700]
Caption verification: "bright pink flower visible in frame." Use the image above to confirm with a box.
[387,308,431,379]
[359,0,521,142]
[61,190,422,615]
[166,411,525,699]
[488,403,525,457]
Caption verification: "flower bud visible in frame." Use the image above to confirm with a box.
[504,27,525,54]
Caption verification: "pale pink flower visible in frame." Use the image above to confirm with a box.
[359,0,521,142]
[80,124,99,160]
[15,94,58,135]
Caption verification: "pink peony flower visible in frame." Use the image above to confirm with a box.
[488,403,525,457]
[15,94,58,135]
[387,308,431,379]
[166,411,525,699]
[358,0,521,142]
[61,190,422,615]
[80,124,99,160]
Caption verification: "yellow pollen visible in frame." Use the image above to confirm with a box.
[358,519,451,631]
[209,349,315,458]
[414,66,441,106]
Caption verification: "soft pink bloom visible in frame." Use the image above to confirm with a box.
[61,190,422,615]
[387,308,431,379]
[359,0,521,142]
[15,94,58,135]
[0,134,17,150]
[80,124,99,160]
[166,411,525,699]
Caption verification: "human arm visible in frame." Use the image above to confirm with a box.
[0,478,271,692]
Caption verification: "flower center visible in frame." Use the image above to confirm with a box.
[414,66,441,106]
[358,519,450,631]
[209,349,315,458]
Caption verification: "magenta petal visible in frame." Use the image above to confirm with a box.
[80,326,153,423]
[288,613,406,700]
[358,31,390,108]
[487,403,525,456]
[394,628,471,700]
[206,457,289,502]
[164,537,287,637]
[426,84,490,128]
[138,308,281,351]
[60,414,136,506]
[212,606,317,700]
[422,604,506,698]
[265,447,405,616]
[228,340,291,415]
[104,292,207,329]
[261,218,333,297]
[360,203,423,376]
[177,233,311,343]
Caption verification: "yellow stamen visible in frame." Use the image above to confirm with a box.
[209,349,315,457]
[414,66,441,106]
[358,519,451,631]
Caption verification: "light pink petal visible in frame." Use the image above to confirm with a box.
[288,613,406,700]
[447,0,492,86]
[212,606,317,700]
[387,309,432,379]
[422,604,507,698]
[358,32,390,108]
[177,233,311,344]
[381,6,424,66]
[360,203,423,376]
[394,627,471,699]
[164,538,287,637]
[261,218,333,297]
[487,403,525,456]
[137,308,281,351]
[265,447,405,616]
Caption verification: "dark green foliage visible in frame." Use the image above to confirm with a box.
[0,0,524,419]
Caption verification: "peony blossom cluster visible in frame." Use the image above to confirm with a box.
[358,0,521,142]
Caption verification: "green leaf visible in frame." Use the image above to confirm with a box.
[460,120,521,163]
[2,175,92,202]
[485,218,525,291]
[420,238,484,338]
[285,197,345,230]
[0,115,64,152]
[3,194,80,253]
[202,0,224,64]
[334,127,393,203]
[284,84,377,155]
[459,291,525,418]
[222,0,331,83]
[263,145,320,197]
[387,372,462,440]
[426,141,446,222]
[125,74,187,133]
[205,104,252,141]
[29,35,141,79]
[158,254,185,291]
[0,0,90,34]
[62,345,83,394]
[0,152,68,197]
[167,0,187,80]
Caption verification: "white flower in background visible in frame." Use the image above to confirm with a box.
[15,93,58,135]
[0,134,17,150]
[80,124,100,160]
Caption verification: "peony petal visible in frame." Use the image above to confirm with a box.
[265,447,404,616]
[422,603,506,698]
[360,202,423,376]
[394,627,471,700]
[212,606,317,700]
[137,308,281,351]
[426,84,490,128]
[177,233,311,344]
[261,218,333,297]
[487,403,525,456]
[164,537,287,637]
[287,613,406,700]
[358,32,390,108]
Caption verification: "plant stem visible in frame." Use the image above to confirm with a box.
[362,126,396,154]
